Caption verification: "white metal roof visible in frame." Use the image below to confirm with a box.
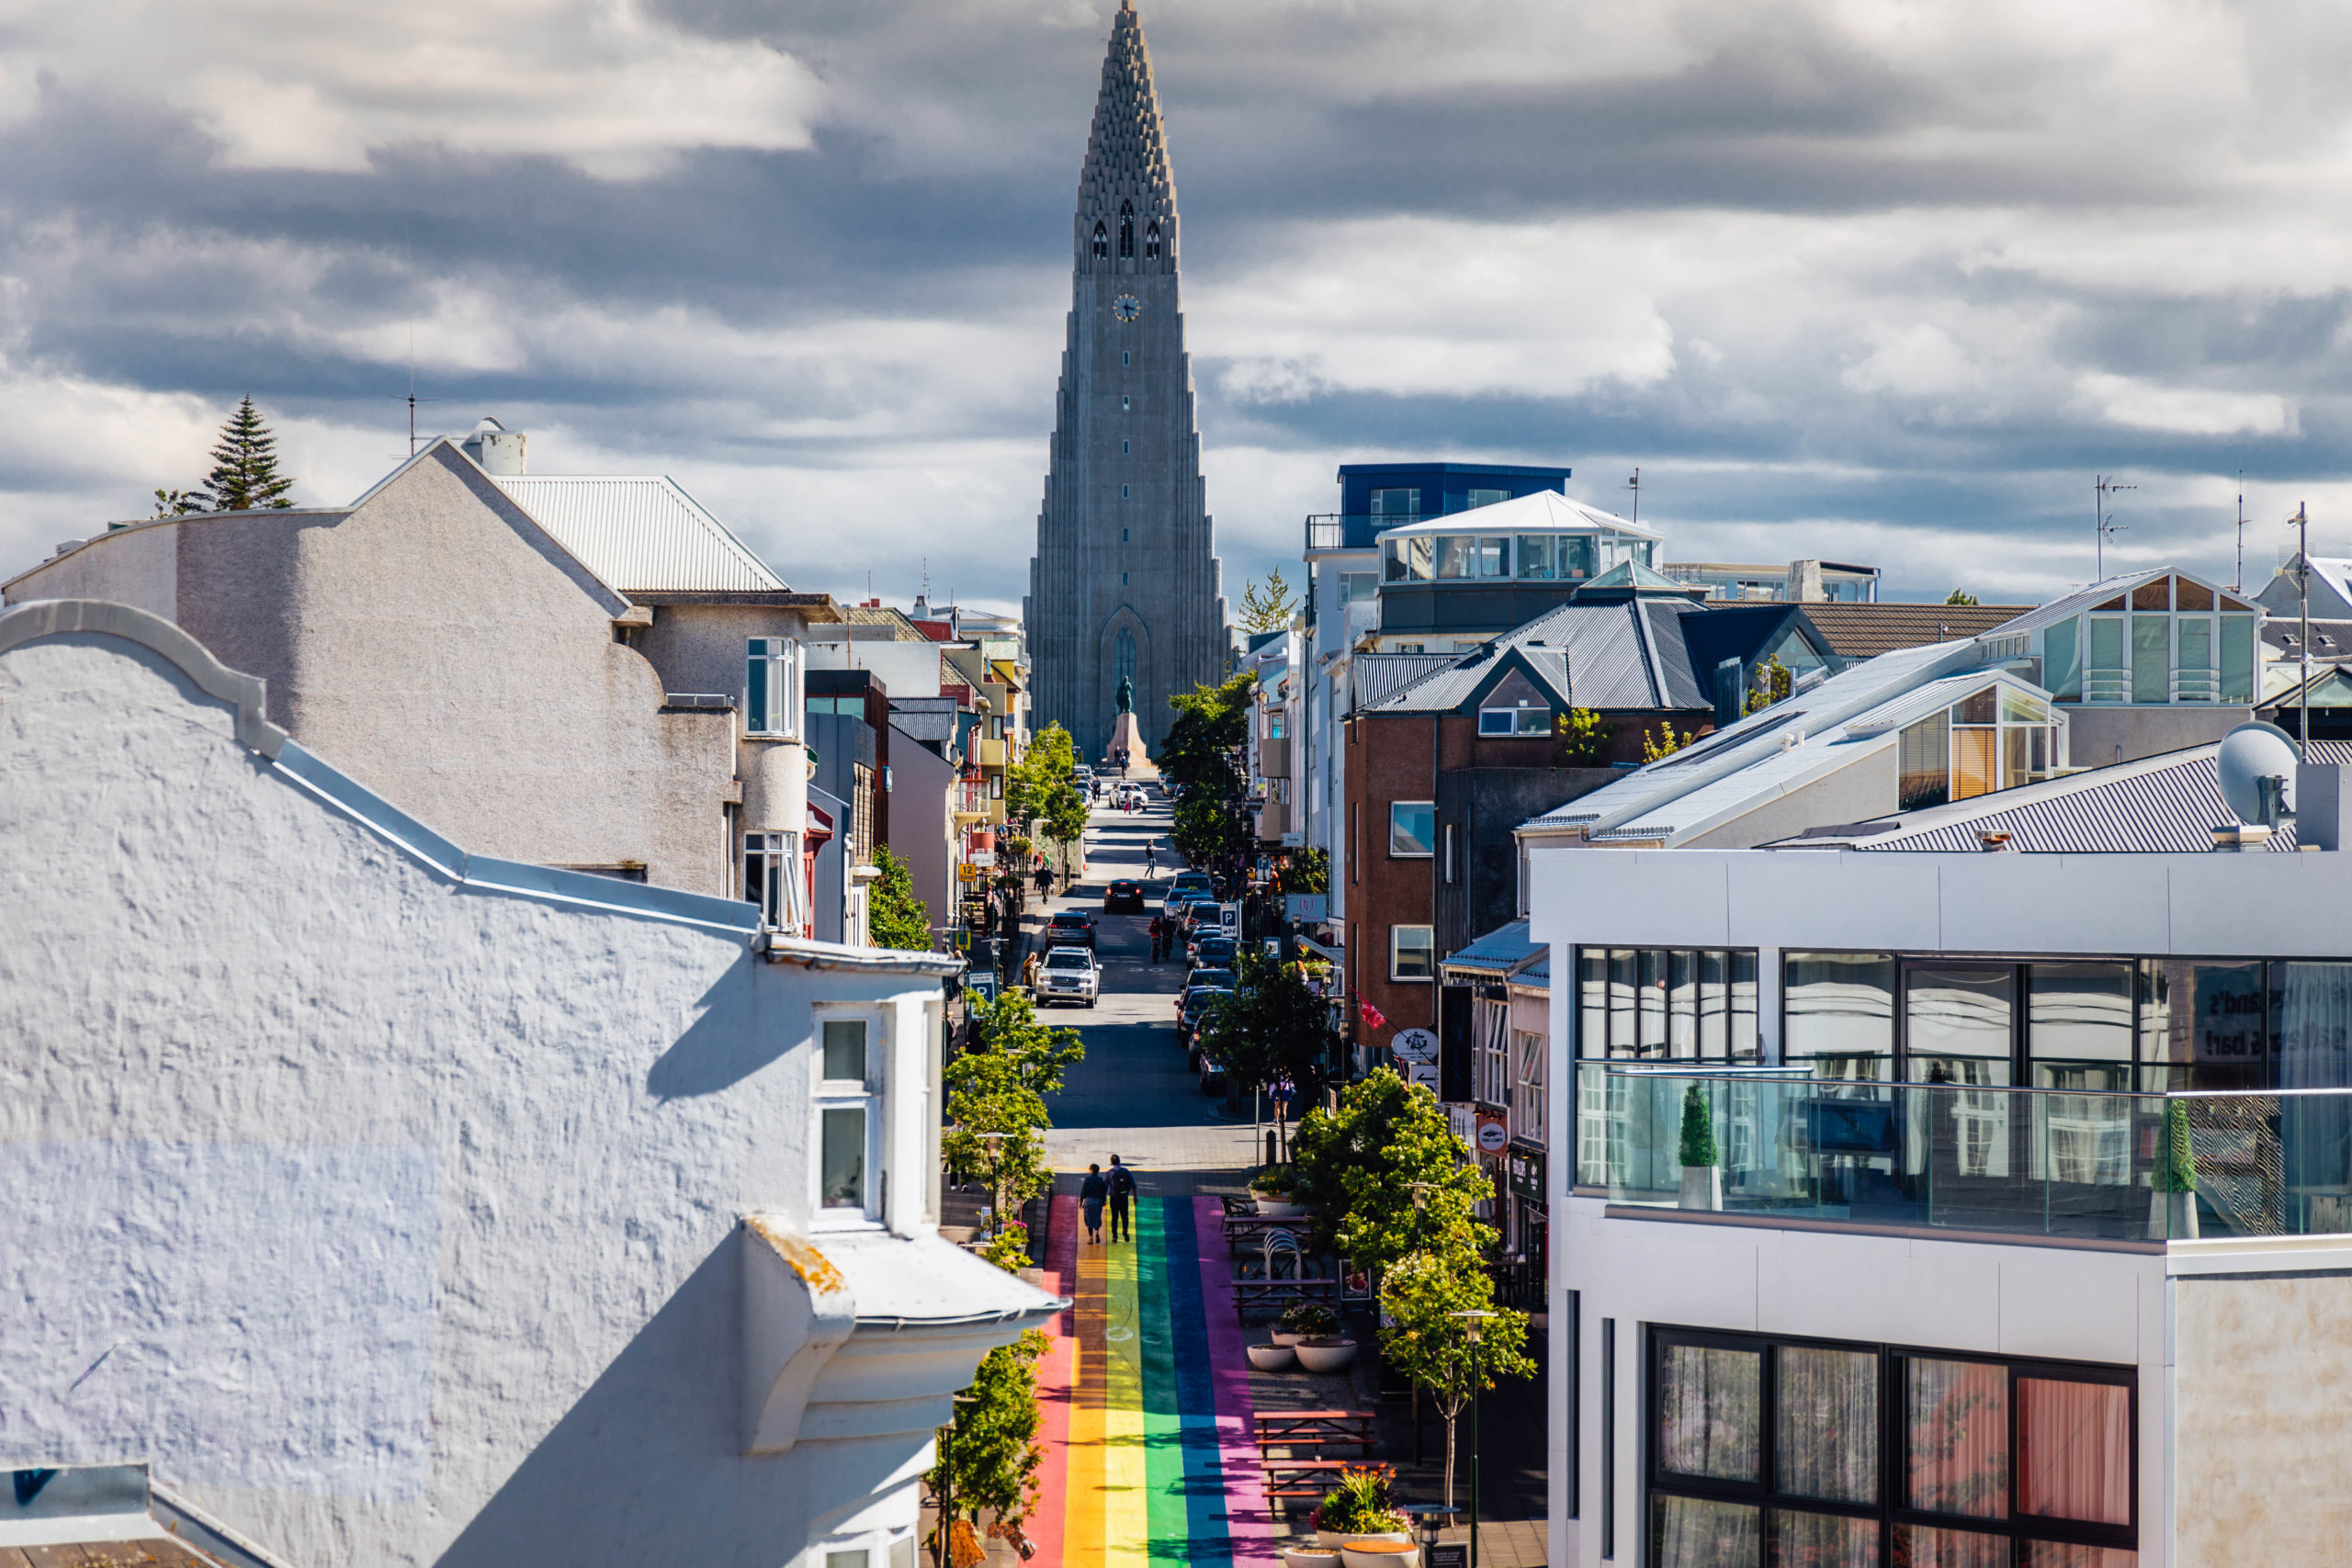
[489,474,787,595]
[1373,489,1663,543]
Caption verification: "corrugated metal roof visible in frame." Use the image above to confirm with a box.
[1982,569,2170,638]
[490,475,786,594]
[1442,919,1540,972]
[1792,739,2352,854]
[1351,653,1456,710]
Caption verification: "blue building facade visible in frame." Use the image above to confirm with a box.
[1309,461,1572,551]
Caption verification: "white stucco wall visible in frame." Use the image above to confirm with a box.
[0,613,1039,1568]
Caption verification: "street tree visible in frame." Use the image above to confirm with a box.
[1289,1067,1494,1277]
[943,989,1085,1234]
[867,845,933,952]
[1378,1247,1534,1510]
[927,1224,1049,1563]
[1195,949,1336,1102]
[198,396,297,512]
[1005,723,1090,870]
[1159,671,1255,880]
[1239,569,1296,633]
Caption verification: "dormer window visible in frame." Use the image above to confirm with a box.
[1091,221,1109,259]
[1118,201,1135,259]
[1144,220,1160,259]
[1479,703,1553,737]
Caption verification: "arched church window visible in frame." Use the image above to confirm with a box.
[1116,628,1136,690]
[1144,220,1160,259]
[1091,221,1108,260]
[1118,201,1135,259]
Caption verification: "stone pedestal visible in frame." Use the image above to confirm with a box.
[1102,712,1159,778]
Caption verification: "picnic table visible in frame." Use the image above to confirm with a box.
[1255,1409,1376,1453]
[1231,1274,1339,1320]
[1222,1212,1306,1252]
[1259,1457,1358,1509]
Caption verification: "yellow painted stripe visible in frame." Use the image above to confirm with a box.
[1102,1232,1149,1568]
[1065,1236,1107,1566]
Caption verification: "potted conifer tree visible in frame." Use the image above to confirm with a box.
[1678,1083,1722,1211]
[2152,1098,2199,1239]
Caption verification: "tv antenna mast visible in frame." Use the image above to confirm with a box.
[2095,475,2135,578]
[2234,468,2246,592]
[1625,467,1641,529]
[2290,501,2312,758]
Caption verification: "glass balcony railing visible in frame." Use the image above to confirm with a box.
[1576,1064,2352,1243]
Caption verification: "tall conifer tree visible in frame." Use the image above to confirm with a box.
[199,396,296,512]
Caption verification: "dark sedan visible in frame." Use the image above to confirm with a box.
[1045,910,1097,948]
[1102,878,1146,913]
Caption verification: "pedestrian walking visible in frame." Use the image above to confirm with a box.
[1022,949,1041,992]
[1080,1163,1108,1245]
[1106,1154,1136,1243]
[1148,914,1164,964]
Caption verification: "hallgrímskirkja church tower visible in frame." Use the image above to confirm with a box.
[1025,0,1227,763]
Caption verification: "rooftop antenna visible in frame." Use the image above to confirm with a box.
[2235,468,2246,592]
[2290,501,2312,759]
[2095,474,2135,578]
[1625,467,1641,529]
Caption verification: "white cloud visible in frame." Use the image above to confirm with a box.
[1,0,825,177]
[2073,372,2299,438]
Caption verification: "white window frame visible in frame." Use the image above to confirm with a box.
[1391,924,1436,982]
[1478,705,1551,737]
[1513,1027,1547,1147]
[1389,800,1436,858]
[745,829,808,932]
[746,637,803,739]
[813,1009,885,1229]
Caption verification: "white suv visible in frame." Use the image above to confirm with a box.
[1037,947,1100,1008]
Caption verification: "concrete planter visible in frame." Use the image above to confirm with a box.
[1270,1329,1305,1347]
[2151,1189,2200,1240]
[1295,1337,1358,1373]
[1253,1195,1304,1218]
[1318,1529,1406,1551]
[1247,1343,1298,1371]
[1282,1551,1342,1568]
[1679,1167,1722,1212]
[1340,1537,1418,1568]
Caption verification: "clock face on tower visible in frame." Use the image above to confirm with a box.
[1113,293,1142,322]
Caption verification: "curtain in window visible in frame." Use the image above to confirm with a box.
[2016,1543,2134,1567]
[2016,1378,2129,1526]
[1654,1495,1759,1568]
[1893,1526,2009,1566]
[1905,1359,2008,1518]
[2279,962,2352,1201]
[2043,618,2081,700]
[2130,616,2169,704]
[1771,1508,1878,1566]
[1777,1346,1879,1503]
[1659,1343,1762,1481]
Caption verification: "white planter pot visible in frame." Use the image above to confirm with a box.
[1270,1329,1305,1347]
[1253,1195,1304,1218]
[1295,1337,1358,1373]
[1315,1531,1348,1550]
[2151,1189,2200,1240]
[1679,1166,1722,1212]
[1247,1343,1297,1371]
[1282,1551,1342,1568]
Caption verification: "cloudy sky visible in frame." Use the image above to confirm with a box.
[4,0,2350,610]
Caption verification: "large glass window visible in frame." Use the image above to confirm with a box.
[1389,800,1436,856]
[2086,617,2125,704]
[1466,488,1511,508]
[746,637,803,739]
[2136,959,2265,1091]
[1784,953,1897,1077]
[1369,487,1420,518]
[1436,536,1475,579]
[1391,924,1435,981]
[1476,536,1511,577]
[1519,535,1555,580]
[1651,1331,2135,1566]
[1900,713,1951,812]
[1906,965,2015,1088]
[2044,617,2081,701]
[2220,615,2255,702]
[2027,964,2132,1089]
[2131,616,2169,703]
[1577,947,1758,1062]
[1560,535,1599,581]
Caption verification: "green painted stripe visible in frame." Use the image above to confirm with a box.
[1136,1201,1191,1565]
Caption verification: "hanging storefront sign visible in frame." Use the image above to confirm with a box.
[1476,1112,1509,1154]
[1508,1147,1546,1201]
[1391,1025,1441,1092]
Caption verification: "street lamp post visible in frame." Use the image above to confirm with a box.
[1452,1309,1498,1568]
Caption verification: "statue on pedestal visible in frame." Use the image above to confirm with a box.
[1116,675,1134,715]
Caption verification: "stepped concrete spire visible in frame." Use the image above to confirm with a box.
[1025,1,1228,763]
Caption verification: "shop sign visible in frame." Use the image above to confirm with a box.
[956,864,988,883]
[1447,1103,1477,1145]
[1283,893,1327,922]
[1392,1026,1440,1092]
[968,849,995,867]
[1476,1113,1509,1154]
[1507,1147,1546,1201]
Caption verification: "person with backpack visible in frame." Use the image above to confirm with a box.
[1106,1154,1137,1243]
[1080,1163,1108,1246]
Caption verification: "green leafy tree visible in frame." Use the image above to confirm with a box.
[867,845,933,952]
[198,396,296,512]
[1378,1248,1534,1510]
[1289,1068,1494,1278]
[1746,655,1792,715]
[1196,950,1337,1102]
[1640,721,1694,762]
[927,1224,1049,1559]
[1555,707,1615,765]
[1240,569,1297,633]
[1278,846,1329,895]
[1945,589,1980,606]
[152,488,203,518]
[943,990,1084,1234]
[1159,671,1257,880]
[2158,1099,2199,1194]
[1005,723,1090,864]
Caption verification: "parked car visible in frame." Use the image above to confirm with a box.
[1177,987,1230,1050]
[1169,871,1212,899]
[1103,878,1146,913]
[1036,947,1100,1008]
[1045,909,1097,948]
[1192,933,1238,971]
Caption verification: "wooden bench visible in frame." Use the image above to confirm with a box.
[1255,1410,1376,1450]
[1231,1275,1340,1318]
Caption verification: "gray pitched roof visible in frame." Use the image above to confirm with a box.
[1351,653,1457,711]
[1364,596,1717,716]
[489,473,786,594]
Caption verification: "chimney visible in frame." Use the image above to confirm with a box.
[1784,559,1826,603]
[461,416,526,477]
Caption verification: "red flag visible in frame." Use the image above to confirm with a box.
[1359,998,1387,1032]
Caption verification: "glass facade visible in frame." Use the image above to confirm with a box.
[1894,685,2062,813]
[1649,1329,2136,1567]
[1383,528,1649,582]
[2041,574,2256,705]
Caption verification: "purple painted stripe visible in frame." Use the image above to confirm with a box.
[1193,1196,1284,1564]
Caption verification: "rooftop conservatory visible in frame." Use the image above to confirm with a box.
[1991,569,2259,705]
[1377,490,1660,585]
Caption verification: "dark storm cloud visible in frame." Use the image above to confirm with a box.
[0,0,2346,609]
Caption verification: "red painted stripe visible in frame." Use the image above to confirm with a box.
[1029,1191,1081,1568]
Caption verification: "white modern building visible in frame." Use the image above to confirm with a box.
[1532,824,2352,1568]
[0,600,1059,1568]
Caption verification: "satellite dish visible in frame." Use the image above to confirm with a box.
[2217,721,2300,825]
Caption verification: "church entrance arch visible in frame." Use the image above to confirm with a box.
[1096,608,1154,758]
